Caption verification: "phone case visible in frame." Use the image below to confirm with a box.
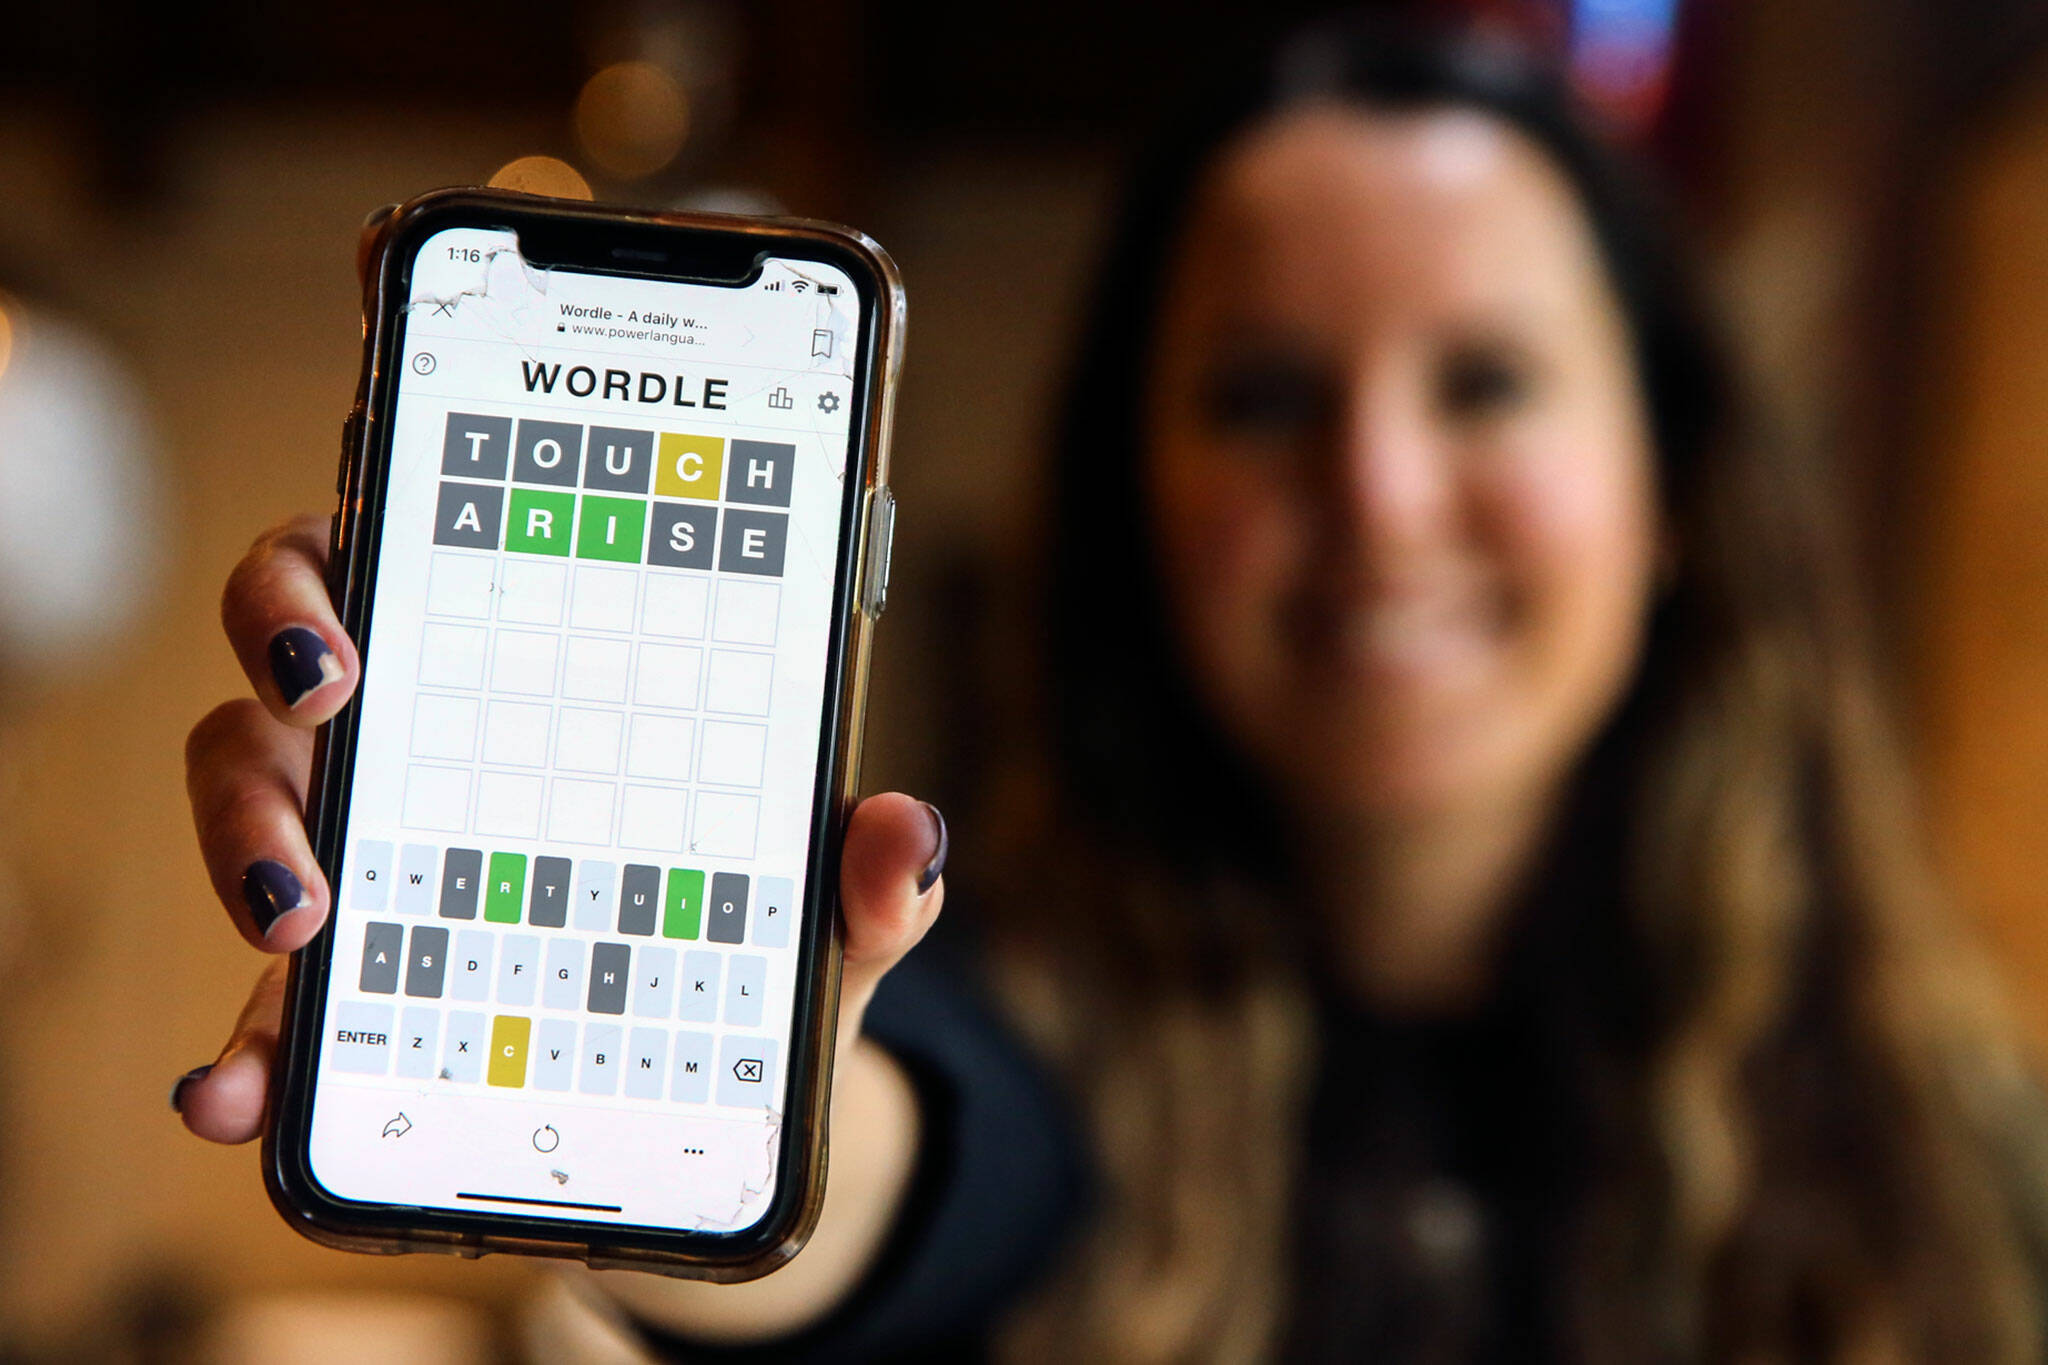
[262,187,905,1280]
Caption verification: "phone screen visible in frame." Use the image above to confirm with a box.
[305,225,862,1234]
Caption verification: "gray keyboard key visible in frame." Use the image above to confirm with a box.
[671,1030,713,1103]
[574,859,616,930]
[533,1019,576,1091]
[587,943,630,1015]
[404,926,448,998]
[528,856,571,927]
[619,863,660,935]
[708,873,748,944]
[626,1028,668,1098]
[359,922,402,994]
[329,1002,393,1075]
[451,930,492,1002]
[351,840,392,910]
[754,877,794,949]
[633,945,676,1018]
[440,848,482,919]
[443,1010,487,1083]
[725,954,766,1028]
[544,937,584,1010]
[717,1035,781,1109]
[396,1006,439,1080]
[581,1023,622,1095]
[396,844,438,914]
[679,951,720,1022]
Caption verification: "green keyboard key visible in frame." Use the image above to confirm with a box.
[486,852,527,923]
[663,868,704,939]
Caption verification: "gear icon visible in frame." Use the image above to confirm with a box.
[816,392,841,414]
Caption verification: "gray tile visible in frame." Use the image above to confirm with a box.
[708,872,748,943]
[433,481,503,549]
[587,942,630,1014]
[723,440,794,508]
[648,502,716,569]
[443,412,511,480]
[439,848,482,919]
[619,863,660,935]
[715,509,788,577]
[403,926,448,998]
[584,426,654,494]
[359,921,402,994]
[528,855,571,927]
[513,419,584,486]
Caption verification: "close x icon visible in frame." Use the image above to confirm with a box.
[732,1057,764,1083]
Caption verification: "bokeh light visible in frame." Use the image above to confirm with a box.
[486,155,594,200]
[573,60,691,180]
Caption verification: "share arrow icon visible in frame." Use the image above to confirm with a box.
[382,1113,413,1138]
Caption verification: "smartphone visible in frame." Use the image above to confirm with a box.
[264,187,903,1279]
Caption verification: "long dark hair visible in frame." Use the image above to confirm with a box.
[1002,13,2045,1361]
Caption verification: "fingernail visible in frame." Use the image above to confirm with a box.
[170,1064,213,1113]
[916,802,948,896]
[243,859,307,938]
[269,625,343,709]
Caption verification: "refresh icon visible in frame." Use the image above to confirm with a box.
[532,1124,560,1154]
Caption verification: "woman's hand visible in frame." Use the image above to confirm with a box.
[174,513,947,1140]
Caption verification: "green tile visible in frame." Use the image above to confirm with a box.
[485,852,527,923]
[505,489,575,556]
[662,868,704,939]
[576,494,647,563]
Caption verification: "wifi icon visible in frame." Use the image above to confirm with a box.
[791,280,809,293]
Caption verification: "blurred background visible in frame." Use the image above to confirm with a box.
[3,0,2048,1358]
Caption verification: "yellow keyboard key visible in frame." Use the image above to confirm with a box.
[487,1015,531,1088]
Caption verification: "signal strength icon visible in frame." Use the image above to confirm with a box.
[764,280,782,291]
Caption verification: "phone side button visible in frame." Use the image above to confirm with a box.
[864,486,896,617]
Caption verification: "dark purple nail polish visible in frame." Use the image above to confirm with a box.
[916,802,948,896]
[243,859,306,937]
[269,625,342,708]
[170,1064,213,1112]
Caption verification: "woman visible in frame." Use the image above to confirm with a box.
[176,17,2048,1361]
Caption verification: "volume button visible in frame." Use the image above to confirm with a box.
[866,487,897,617]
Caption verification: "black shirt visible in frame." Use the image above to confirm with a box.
[636,950,1582,1363]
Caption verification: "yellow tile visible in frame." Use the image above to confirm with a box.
[655,433,724,500]
[487,1015,530,1087]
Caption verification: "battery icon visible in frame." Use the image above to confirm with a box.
[818,284,838,295]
